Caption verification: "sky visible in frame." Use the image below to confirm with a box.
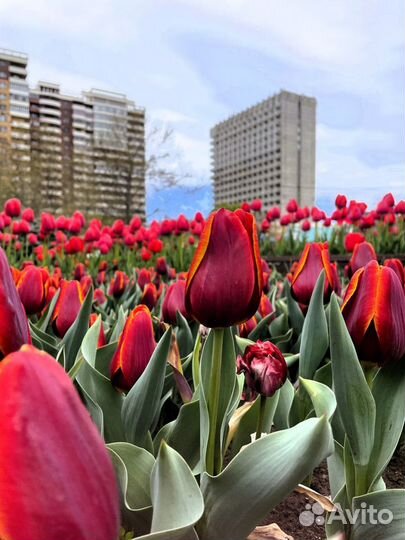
[0,0,404,219]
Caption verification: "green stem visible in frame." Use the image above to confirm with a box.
[206,328,224,476]
[255,394,267,441]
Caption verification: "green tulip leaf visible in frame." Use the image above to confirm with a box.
[367,363,405,490]
[285,280,304,335]
[81,314,102,367]
[62,286,93,371]
[176,311,194,357]
[76,358,125,442]
[351,490,405,540]
[299,271,329,379]
[197,416,334,540]
[329,294,376,468]
[136,442,204,540]
[122,328,172,449]
[273,377,294,430]
[300,378,336,421]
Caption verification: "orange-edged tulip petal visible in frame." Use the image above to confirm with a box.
[0,247,31,358]
[186,208,262,328]
[291,243,340,306]
[342,260,405,365]
[52,279,85,337]
[162,280,190,325]
[16,265,47,315]
[110,304,157,392]
[0,345,119,540]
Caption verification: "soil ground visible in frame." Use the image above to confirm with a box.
[263,445,405,540]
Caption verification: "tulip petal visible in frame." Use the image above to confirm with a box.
[374,267,405,363]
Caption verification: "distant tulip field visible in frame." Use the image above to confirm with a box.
[0,192,404,540]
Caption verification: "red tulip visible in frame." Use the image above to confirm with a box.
[301,219,311,232]
[22,207,35,222]
[162,280,190,325]
[90,314,107,347]
[251,199,263,212]
[0,247,31,357]
[342,261,405,365]
[52,280,85,337]
[176,214,190,232]
[141,282,158,310]
[0,345,119,540]
[384,259,405,288]
[109,270,129,298]
[238,316,257,338]
[237,340,287,398]
[291,243,340,305]
[335,194,347,209]
[344,232,365,253]
[16,265,48,315]
[395,200,405,214]
[4,197,21,218]
[348,241,377,276]
[286,199,298,213]
[110,305,157,391]
[185,208,263,328]
[259,293,274,318]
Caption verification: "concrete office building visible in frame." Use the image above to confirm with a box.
[211,90,316,210]
[0,47,146,220]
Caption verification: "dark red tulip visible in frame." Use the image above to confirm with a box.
[109,270,129,298]
[291,243,340,305]
[286,199,298,213]
[90,314,107,347]
[138,268,152,290]
[0,247,31,357]
[141,282,158,310]
[335,194,347,209]
[4,198,21,218]
[342,261,405,365]
[16,265,48,315]
[52,280,85,337]
[238,316,257,338]
[259,293,274,318]
[0,345,119,540]
[110,305,157,391]
[162,280,190,325]
[348,241,377,276]
[237,340,287,398]
[185,208,263,328]
[384,259,405,288]
[251,199,263,212]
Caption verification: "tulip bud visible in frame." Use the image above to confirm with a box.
[291,243,340,306]
[238,316,257,338]
[141,282,158,310]
[342,260,405,365]
[162,280,190,325]
[347,241,377,277]
[0,247,31,357]
[16,265,47,315]
[0,345,119,540]
[109,270,129,298]
[110,305,157,391]
[185,208,263,328]
[52,280,85,337]
[237,340,288,397]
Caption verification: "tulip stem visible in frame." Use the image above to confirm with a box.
[255,395,267,441]
[206,328,224,476]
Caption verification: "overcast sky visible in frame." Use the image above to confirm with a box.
[1,0,404,219]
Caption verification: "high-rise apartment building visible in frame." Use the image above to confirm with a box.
[211,90,316,210]
[0,47,146,220]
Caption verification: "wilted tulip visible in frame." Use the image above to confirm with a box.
[162,280,190,325]
[110,305,157,391]
[342,261,405,365]
[0,345,119,540]
[17,265,48,315]
[237,340,287,397]
[52,280,85,337]
[185,208,263,328]
[291,243,340,306]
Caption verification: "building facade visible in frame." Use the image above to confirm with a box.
[0,48,146,220]
[211,90,316,210]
